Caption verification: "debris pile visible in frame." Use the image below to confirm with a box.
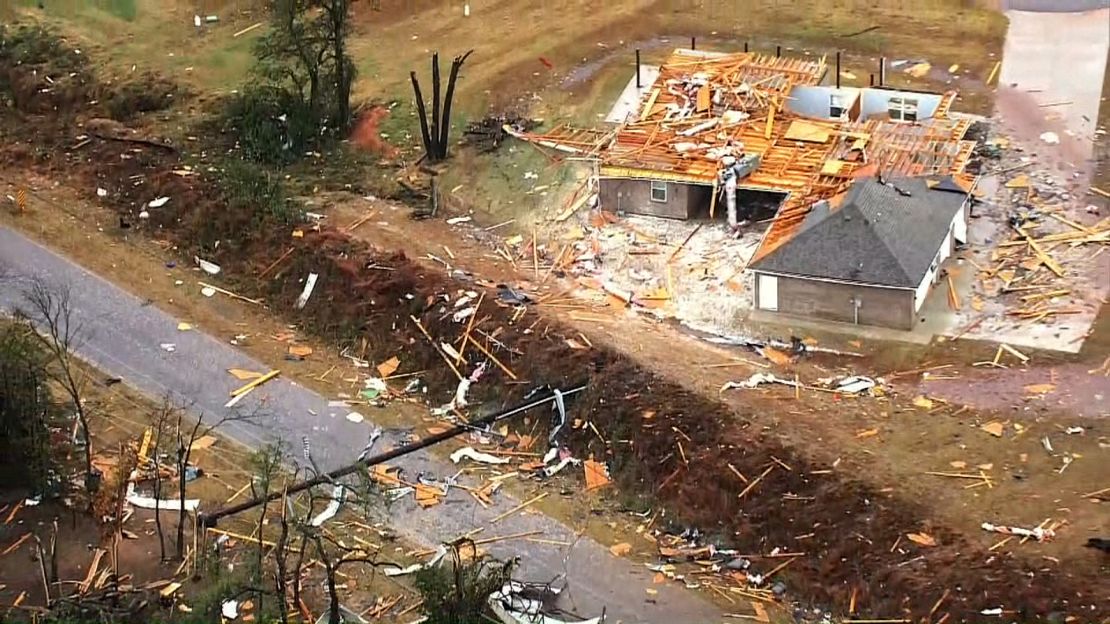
[464,115,538,152]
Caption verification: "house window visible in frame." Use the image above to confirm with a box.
[650,180,668,203]
[829,93,846,118]
[888,96,919,122]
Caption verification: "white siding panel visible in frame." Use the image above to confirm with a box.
[758,274,779,311]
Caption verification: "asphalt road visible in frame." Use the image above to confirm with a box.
[0,225,721,623]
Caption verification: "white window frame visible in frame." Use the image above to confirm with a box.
[829,93,847,118]
[649,180,668,203]
[888,96,919,122]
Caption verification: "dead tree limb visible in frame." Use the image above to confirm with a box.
[431,52,442,160]
[438,49,474,159]
[410,71,435,159]
[409,49,473,162]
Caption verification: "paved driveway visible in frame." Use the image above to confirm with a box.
[0,225,721,623]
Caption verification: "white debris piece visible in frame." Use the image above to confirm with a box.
[309,484,344,527]
[148,196,171,208]
[446,216,472,225]
[194,256,221,275]
[542,456,579,477]
[720,373,797,391]
[295,272,319,309]
[385,544,448,577]
[450,447,510,465]
[441,341,463,361]
[345,411,365,423]
[1039,131,1060,145]
[127,490,199,512]
[201,286,217,297]
[835,376,876,394]
[221,600,238,620]
[980,522,1055,542]
[96,187,108,198]
[159,343,176,353]
[488,581,602,624]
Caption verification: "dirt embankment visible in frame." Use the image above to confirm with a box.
[1,51,1106,624]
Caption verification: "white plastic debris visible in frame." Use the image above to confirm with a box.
[446,216,472,225]
[441,342,463,361]
[453,306,476,323]
[980,607,1003,616]
[980,522,1055,542]
[345,411,365,424]
[295,272,319,309]
[309,484,344,527]
[720,373,797,391]
[542,447,559,464]
[194,256,221,275]
[488,581,602,624]
[201,286,217,297]
[159,343,177,352]
[96,187,108,198]
[356,427,383,462]
[453,377,472,408]
[221,600,239,620]
[450,447,510,465]
[835,376,876,394]
[385,544,448,577]
[1065,426,1084,435]
[542,456,579,477]
[126,484,199,512]
[148,196,171,208]
[1039,131,1060,145]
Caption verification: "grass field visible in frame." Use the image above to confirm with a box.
[7,0,1006,110]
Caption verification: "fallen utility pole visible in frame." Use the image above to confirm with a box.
[200,385,586,526]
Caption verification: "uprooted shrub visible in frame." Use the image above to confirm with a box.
[414,543,514,624]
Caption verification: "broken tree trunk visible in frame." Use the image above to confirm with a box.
[431,52,442,161]
[409,50,474,162]
[410,71,436,159]
[438,50,474,160]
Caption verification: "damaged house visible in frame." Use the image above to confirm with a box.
[511,47,978,330]
[749,175,973,330]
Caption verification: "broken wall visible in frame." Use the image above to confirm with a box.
[785,85,862,120]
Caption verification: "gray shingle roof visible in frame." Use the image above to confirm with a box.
[750,177,967,287]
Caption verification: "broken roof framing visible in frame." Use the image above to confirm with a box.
[511,48,977,260]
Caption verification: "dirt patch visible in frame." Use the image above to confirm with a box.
[350,105,400,158]
[915,363,1110,418]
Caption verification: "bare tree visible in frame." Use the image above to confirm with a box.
[274,486,292,624]
[16,279,96,497]
[249,442,285,615]
[410,50,474,161]
[150,399,176,561]
[171,408,257,560]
